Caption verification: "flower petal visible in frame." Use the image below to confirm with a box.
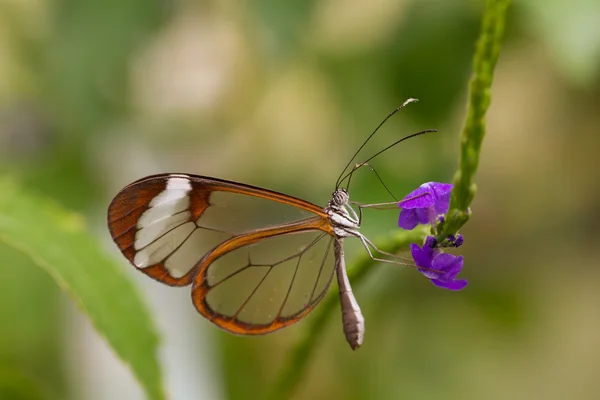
[424,236,437,250]
[415,207,435,225]
[429,183,452,214]
[398,209,419,230]
[397,186,436,209]
[432,254,464,280]
[420,269,441,279]
[430,182,453,198]
[412,241,442,278]
[410,243,433,270]
[430,278,468,291]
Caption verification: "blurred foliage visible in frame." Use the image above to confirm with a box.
[1,0,600,399]
[0,244,64,399]
[0,178,164,400]
[519,0,600,87]
[0,366,46,400]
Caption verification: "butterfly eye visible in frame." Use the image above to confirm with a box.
[331,189,349,206]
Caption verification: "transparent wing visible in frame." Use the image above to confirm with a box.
[192,230,336,334]
[107,174,332,286]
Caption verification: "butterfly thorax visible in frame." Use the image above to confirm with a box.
[325,189,360,237]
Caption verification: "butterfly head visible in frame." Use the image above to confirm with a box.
[331,188,349,207]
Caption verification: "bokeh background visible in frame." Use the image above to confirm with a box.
[2,0,600,399]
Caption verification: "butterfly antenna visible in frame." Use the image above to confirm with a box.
[345,162,398,201]
[360,128,436,166]
[337,128,436,189]
[335,98,419,189]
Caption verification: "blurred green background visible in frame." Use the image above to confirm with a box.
[2,0,600,399]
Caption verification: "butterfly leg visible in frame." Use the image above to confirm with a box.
[354,233,445,274]
[353,233,413,266]
[361,234,413,262]
[351,201,400,226]
[344,204,360,225]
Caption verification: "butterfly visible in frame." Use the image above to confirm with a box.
[107,99,433,350]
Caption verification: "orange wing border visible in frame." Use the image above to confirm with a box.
[191,217,335,335]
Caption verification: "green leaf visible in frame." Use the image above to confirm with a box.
[0,177,165,400]
[0,365,46,400]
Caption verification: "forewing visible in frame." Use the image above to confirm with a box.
[192,230,336,334]
[107,174,331,286]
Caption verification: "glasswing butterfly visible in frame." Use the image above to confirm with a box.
[107,99,433,349]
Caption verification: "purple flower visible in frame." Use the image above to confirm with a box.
[410,236,468,291]
[448,234,464,247]
[398,182,453,230]
[438,234,464,248]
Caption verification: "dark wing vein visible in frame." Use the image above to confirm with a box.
[114,209,192,242]
[252,233,327,268]
[162,227,198,265]
[210,264,254,289]
[209,233,326,288]
[143,209,192,227]
[108,202,148,223]
[276,250,302,320]
[233,267,273,319]
[196,224,235,237]
[208,232,329,324]
[112,223,137,241]
[134,220,191,252]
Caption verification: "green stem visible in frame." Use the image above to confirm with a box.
[437,0,511,241]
